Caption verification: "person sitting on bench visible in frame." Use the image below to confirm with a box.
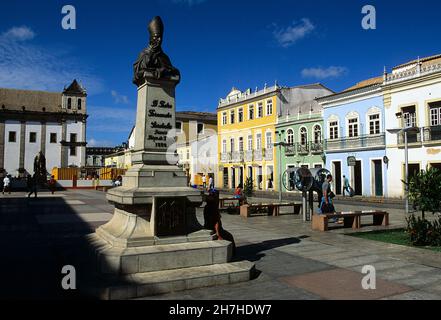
[319,174,341,223]
[233,184,246,205]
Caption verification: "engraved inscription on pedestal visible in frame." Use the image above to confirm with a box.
[155,197,187,237]
[145,96,175,151]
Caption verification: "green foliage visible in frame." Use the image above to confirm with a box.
[406,166,441,218]
[350,229,441,252]
[243,177,253,197]
[406,214,441,247]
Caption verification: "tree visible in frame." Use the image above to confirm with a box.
[406,166,441,219]
[243,177,253,197]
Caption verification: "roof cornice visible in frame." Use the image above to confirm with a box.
[317,84,382,106]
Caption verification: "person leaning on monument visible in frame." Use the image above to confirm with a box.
[203,189,236,256]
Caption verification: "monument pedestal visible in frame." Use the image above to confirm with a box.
[84,75,254,299]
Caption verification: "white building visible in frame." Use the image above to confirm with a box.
[384,54,441,198]
[189,133,218,187]
[0,80,87,177]
[103,112,218,187]
[175,112,218,186]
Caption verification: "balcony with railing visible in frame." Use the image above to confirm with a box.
[244,150,253,162]
[285,145,296,156]
[423,126,441,144]
[220,152,231,163]
[254,149,263,161]
[397,130,421,146]
[264,148,273,161]
[297,143,309,155]
[325,133,386,152]
[231,151,244,162]
[310,142,323,154]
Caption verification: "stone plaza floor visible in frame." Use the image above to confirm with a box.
[1,189,441,300]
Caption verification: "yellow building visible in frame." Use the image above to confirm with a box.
[104,150,131,169]
[104,126,135,169]
[217,85,279,191]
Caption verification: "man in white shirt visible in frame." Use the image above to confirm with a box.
[202,174,207,189]
[208,175,214,190]
[3,175,11,195]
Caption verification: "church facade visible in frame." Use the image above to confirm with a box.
[0,80,88,177]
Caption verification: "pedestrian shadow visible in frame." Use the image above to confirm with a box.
[234,237,303,263]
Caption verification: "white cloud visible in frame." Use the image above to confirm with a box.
[273,18,315,47]
[111,90,130,104]
[301,66,348,79]
[0,26,104,94]
[1,26,35,41]
[172,0,207,6]
[88,138,116,147]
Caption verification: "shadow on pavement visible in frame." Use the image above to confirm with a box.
[0,195,126,300]
[235,237,303,263]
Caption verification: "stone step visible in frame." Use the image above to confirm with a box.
[84,261,255,300]
[87,234,232,275]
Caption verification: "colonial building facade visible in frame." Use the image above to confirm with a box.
[175,111,218,186]
[383,54,441,198]
[217,85,279,190]
[318,77,388,197]
[275,84,333,192]
[0,80,87,177]
[217,83,332,191]
[85,147,119,171]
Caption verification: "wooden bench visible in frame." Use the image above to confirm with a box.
[219,197,244,209]
[312,210,389,232]
[240,202,302,218]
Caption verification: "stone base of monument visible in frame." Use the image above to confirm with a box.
[82,232,255,300]
[79,178,255,299]
[77,163,256,299]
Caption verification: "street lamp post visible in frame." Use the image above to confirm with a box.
[387,126,419,215]
[274,130,286,202]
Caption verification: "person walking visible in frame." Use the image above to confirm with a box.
[48,175,57,194]
[27,174,38,198]
[202,174,207,189]
[342,175,351,197]
[208,175,214,190]
[267,178,273,190]
[26,174,33,193]
[2,175,11,195]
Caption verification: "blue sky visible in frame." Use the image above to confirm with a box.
[1,0,441,146]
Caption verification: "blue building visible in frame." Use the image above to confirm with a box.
[317,77,388,197]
